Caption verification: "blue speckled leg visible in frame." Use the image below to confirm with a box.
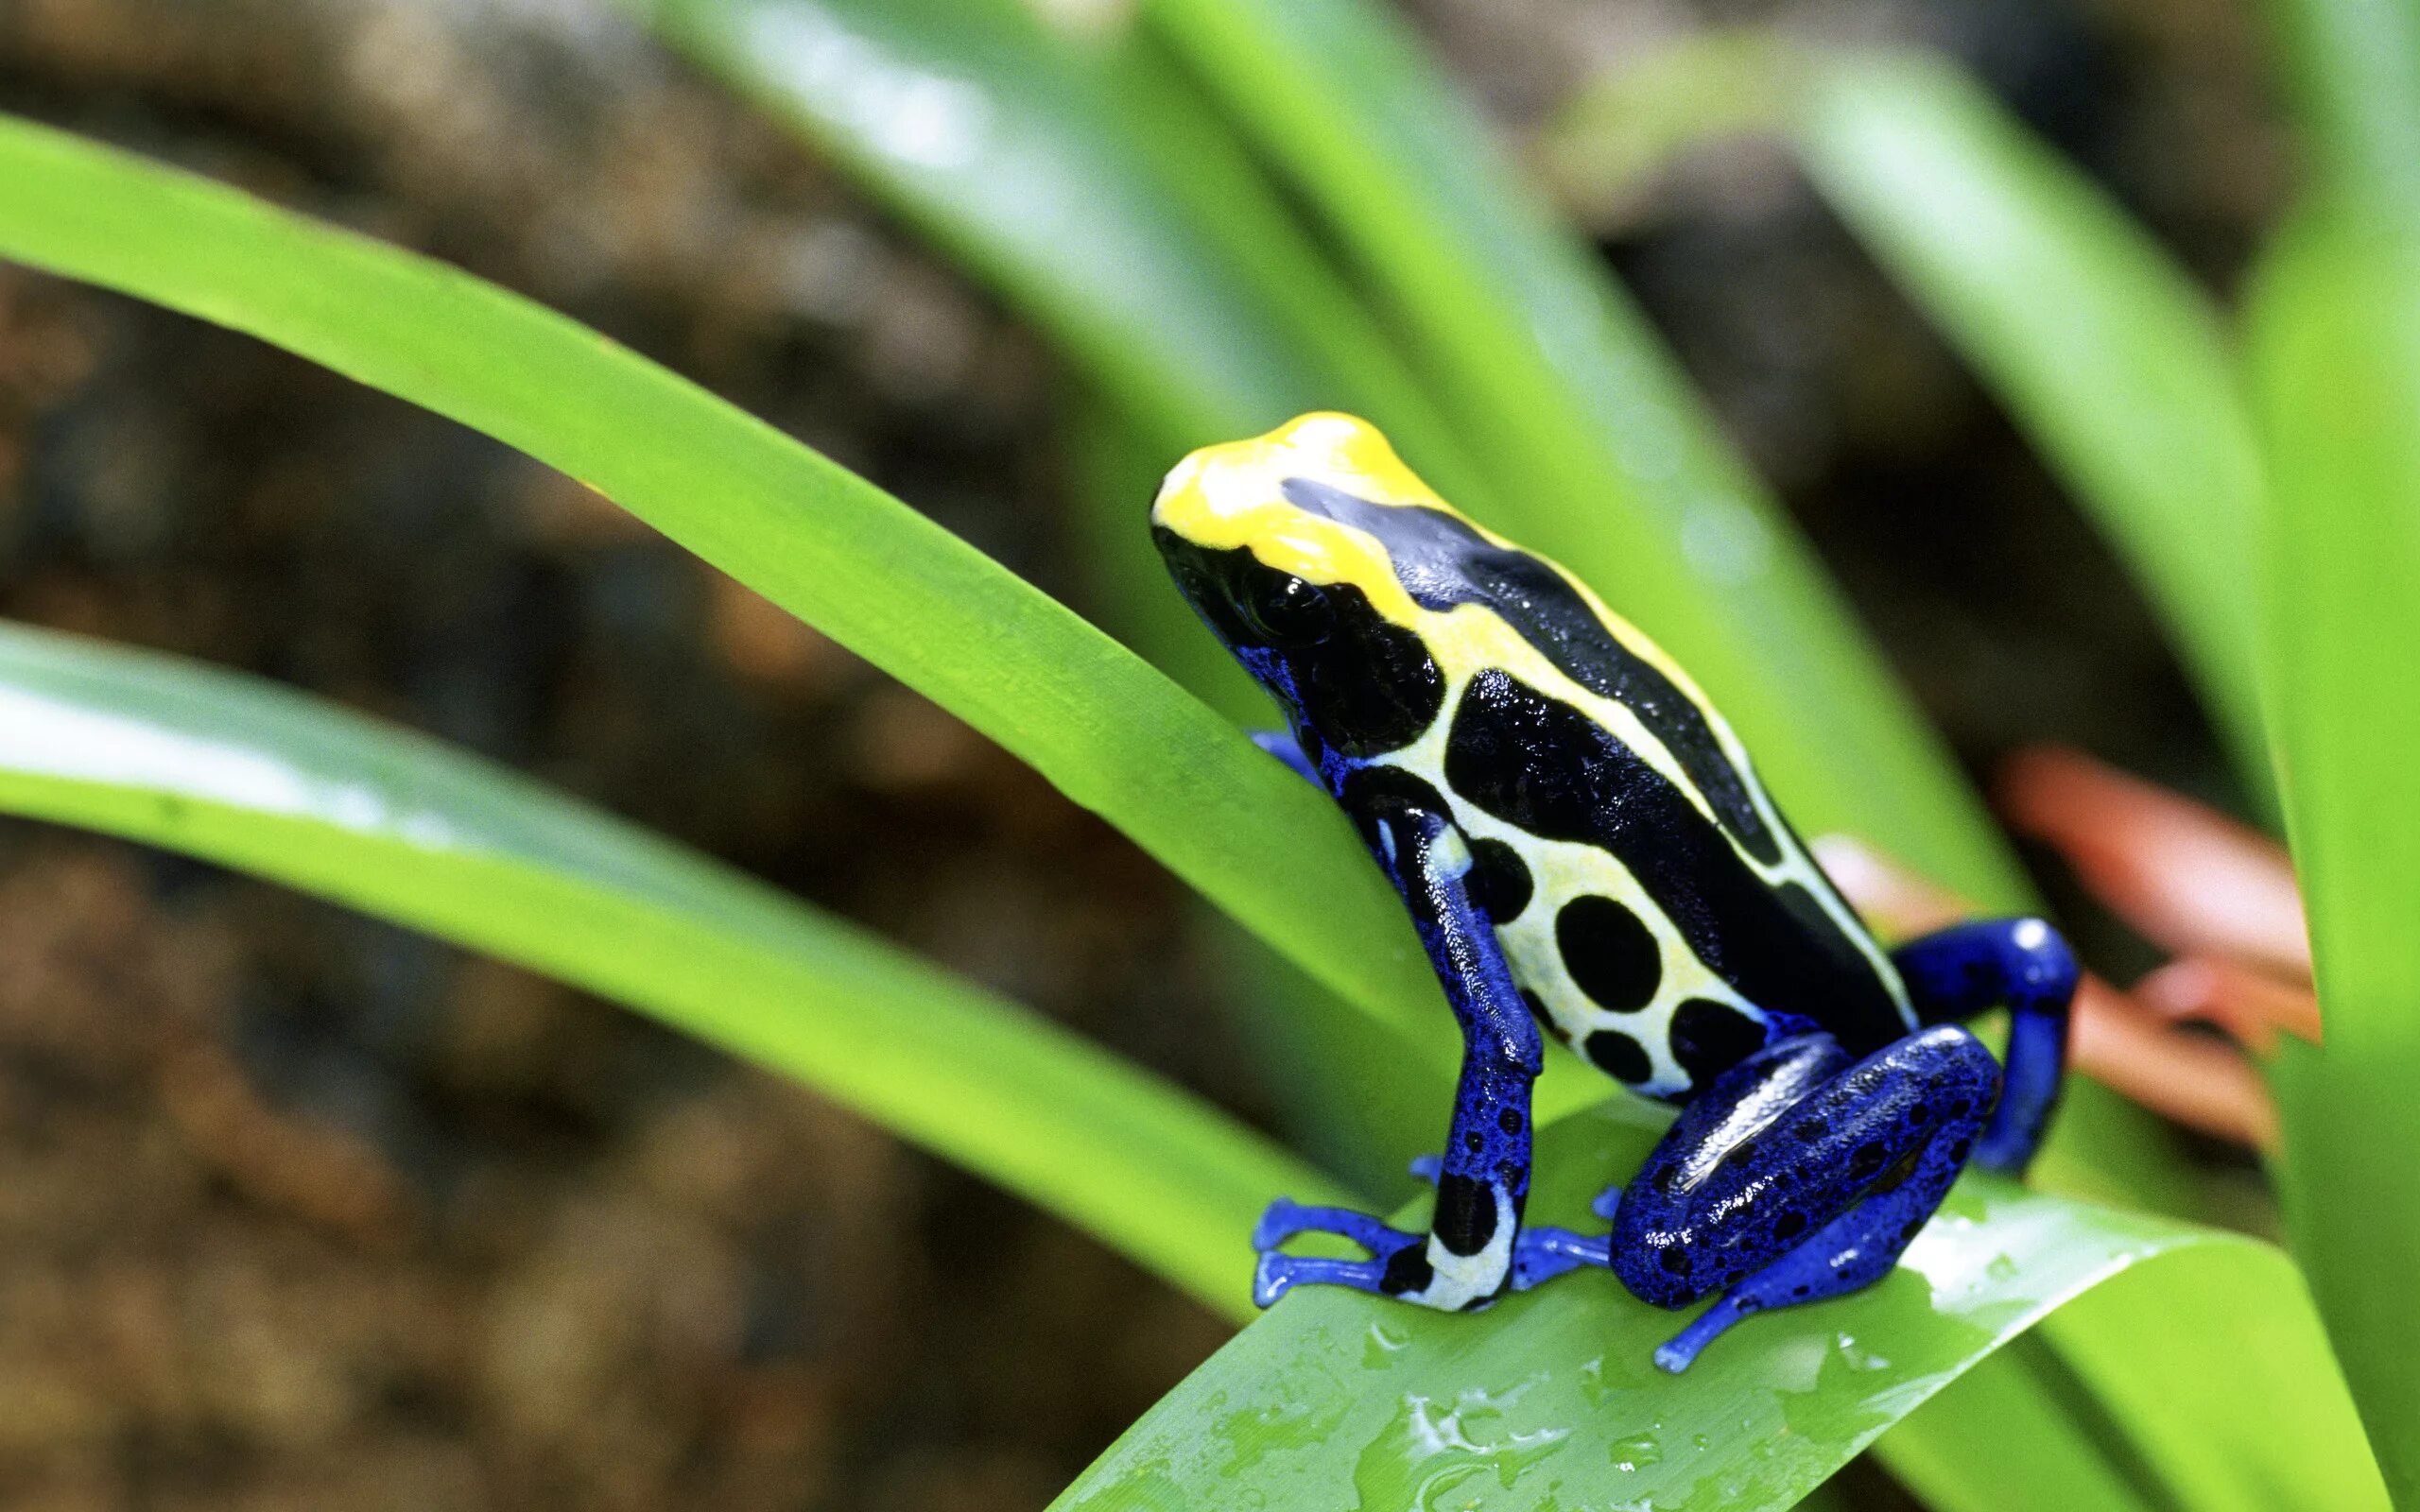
[1253,1199,1409,1254]
[1893,918,2078,1174]
[1612,1025,1999,1372]
[1251,728,1323,786]
[1253,803,1549,1314]
[1400,1153,1613,1292]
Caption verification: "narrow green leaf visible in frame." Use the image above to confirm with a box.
[0,112,1466,1062]
[2249,205,2420,1502]
[1052,1099,2265,1512]
[1882,1339,2159,1512]
[1793,54,2270,780]
[0,621,1349,1315]
[1540,28,1794,222]
[2260,0,2420,217]
[1135,0,2022,909]
[624,0,1490,508]
[2044,1242,2393,1511]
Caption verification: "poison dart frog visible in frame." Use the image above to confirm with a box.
[1151,413,2076,1372]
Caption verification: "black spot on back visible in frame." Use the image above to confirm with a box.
[1442,669,1906,1053]
[1282,478,1781,865]
[1670,999,1769,1091]
[1153,526,1443,760]
[1466,838,1534,923]
[1555,895,1660,1011]
[1585,1028,1653,1084]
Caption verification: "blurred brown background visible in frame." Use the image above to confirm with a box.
[0,0,2279,1506]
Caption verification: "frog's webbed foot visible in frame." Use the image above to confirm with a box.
[1251,1198,1426,1306]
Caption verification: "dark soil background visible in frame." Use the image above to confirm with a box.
[0,0,2280,1507]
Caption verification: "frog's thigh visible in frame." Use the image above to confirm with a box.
[1609,1025,1996,1368]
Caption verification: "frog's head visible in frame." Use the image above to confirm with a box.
[1150,413,1455,767]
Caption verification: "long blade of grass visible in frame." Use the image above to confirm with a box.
[1050,1098,2288,1512]
[623,0,1488,510]
[0,112,1467,1060]
[0,620,1347,1315]
[2259,0,2420,217]
[1547,44,2270,785]
[2248,204,2420,1502]
[1791,53,2270,780]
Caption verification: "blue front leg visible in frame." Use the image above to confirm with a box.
[1892,917,2078,1174]
[1253,801,1609,1312]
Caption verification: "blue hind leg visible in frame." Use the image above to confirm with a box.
[1612,1026,1999,1372]
[1892,918,2078,1174]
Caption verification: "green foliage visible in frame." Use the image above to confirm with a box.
[2251,207,2420,1501]
[0,110,1461,1061]
[2262,0,2420,217]
[0,622,1344,1315]
[0,100,2284,1511]
[4,0,2416,1500]
[1793,55,2270,782]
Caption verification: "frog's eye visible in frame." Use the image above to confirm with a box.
[1242,575,1337,644]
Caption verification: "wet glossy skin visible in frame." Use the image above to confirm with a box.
[1152,413,2078,1370]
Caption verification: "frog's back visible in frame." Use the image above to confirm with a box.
[1273,472,1913,1102]
[1153,415,1914,1101]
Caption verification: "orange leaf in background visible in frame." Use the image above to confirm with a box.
[1814,833,2279,1150]
[1998,747,2310,980]
[1819,745,2326,1151]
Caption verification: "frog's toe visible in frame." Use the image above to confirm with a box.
[1251,1197,1310,1250]
[1408,1154,1443,1186]
[1653,1295,1755,1374]
[1591,1184,1623,1221]
[1510,1224,1616,1292]
[1253,1251,1392,1307]
[1252,1198,1410,1254]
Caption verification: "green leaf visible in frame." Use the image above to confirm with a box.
[0,620,1349,1316]
[1792,53,2270,782]
[0,111,1469,1064]
[2260,0,2420,218]
[1050,1099,2282,1512]
[624,0,1490,508]
[2249,205,2420,1503]
[1539,28,1795,223]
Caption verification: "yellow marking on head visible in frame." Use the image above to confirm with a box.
[1151,413,1491,626]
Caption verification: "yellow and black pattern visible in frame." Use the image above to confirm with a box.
[1153,414,1915,1100]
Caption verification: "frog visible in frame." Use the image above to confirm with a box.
[1150,413,2076,1372]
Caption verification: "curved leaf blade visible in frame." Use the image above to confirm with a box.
[0,111,1468,1059]
[626,0,1486,507]
[2261,0,2420,219]
[0,620,1348,1315]
[1052,1099,2271,1511]
[1793,53,2269,780]
[2249,206,2420,1502]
